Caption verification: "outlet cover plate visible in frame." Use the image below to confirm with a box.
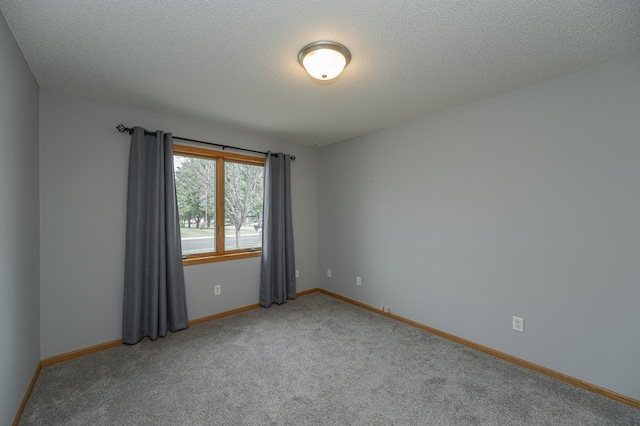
[512,316,524,332]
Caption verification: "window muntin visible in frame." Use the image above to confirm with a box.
[173,145,264,265]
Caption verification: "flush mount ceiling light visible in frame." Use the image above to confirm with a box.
[298,41,351,80]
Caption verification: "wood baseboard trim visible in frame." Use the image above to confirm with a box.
[41,339,122,367]
[189,303,261,326]
[189,288,319,326]
[12,361,42,426]
[40,288,319,368]
[317,288,640,410]
[295,288,319,297]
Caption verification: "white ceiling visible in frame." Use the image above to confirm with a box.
[1,1,639,147]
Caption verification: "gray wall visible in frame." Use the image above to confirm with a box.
[0,12,40,425]
[318,53,640,400]
[39,90,318,359]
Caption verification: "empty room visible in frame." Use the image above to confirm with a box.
[1,1,639,425]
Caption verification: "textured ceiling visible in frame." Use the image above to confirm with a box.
[1,1,639,146]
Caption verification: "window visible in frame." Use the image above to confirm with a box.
[173,145,264,265]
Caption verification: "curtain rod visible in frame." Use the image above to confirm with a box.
[116,124,295,160]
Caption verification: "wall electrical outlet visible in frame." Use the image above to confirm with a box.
[327,269,332,278]
[512,316,524,332]
[356,276,361,286]
[214,285,221,296]
[295,270,300,278]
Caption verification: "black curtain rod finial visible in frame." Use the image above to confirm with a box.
[116,124,133,134]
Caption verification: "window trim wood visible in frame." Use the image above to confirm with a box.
[173,144,265,266]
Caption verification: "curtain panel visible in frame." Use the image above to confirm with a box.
[260,152,296,307]
[123,127,189,344]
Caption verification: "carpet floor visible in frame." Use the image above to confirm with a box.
[20,292,639,425]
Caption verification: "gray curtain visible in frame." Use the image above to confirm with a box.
[260,152,296,307]
[123,127,189,344]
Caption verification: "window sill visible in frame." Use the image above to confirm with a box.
[182,250,261,266]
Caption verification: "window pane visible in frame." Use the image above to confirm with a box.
[224,161,264,250]
[174,155,216,256]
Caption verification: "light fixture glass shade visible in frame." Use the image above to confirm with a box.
[299,41,351,80]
